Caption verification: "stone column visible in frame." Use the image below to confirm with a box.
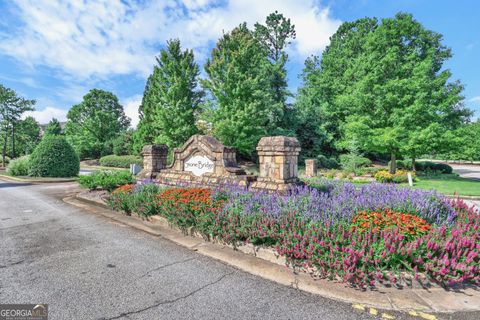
[305,159,317,178]
[137,144,168,179]
[251,136,301,192]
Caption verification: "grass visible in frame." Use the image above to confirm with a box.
[404,174,480,197]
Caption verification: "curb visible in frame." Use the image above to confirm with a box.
[64,194,480,314]
[0,174,77,184]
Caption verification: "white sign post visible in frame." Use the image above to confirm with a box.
[184,155,214,176]
[407,172,413,187]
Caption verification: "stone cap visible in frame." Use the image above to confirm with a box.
[174,134,235,154]
[141,144,168,156]
[256,136,301,152]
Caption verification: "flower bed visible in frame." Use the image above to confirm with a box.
[108,180,479,288]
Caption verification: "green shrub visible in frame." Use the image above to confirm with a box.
[99,155,142,168]
[78,170,134,191]
[6,156,30,176]
[432,163,453,174]
[1,156,11,166]
[316,155,339,169]
[340,154,372,168]
[28,136,79,177]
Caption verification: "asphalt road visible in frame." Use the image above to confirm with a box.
[0,181,477,320]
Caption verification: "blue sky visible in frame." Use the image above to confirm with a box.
[0,0,479,125]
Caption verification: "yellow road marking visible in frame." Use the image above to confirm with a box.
[418,312,437,320]
[382,313,395,319]
[352,304,365,311]
[369,308,378,316]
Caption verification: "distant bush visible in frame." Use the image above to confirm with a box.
[374,170,416,183]
[6,156,30,176]
[99,155,142,168]
[316,155,339,169]
[1,156,11,166]
[432,163,453,174]
[339,154,372,174]
[78,170,134,191]
[388,160,452,174]
[29,136,79,177]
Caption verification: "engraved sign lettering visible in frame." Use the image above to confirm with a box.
[184,155,214,176]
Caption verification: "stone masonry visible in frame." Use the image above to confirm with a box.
[305,159,318,178]
[251,136,301,192]
[136,144,168,179]
[155,135,255,187]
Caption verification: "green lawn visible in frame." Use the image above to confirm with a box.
[403,174,480,196]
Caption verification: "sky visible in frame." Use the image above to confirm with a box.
[0,0,479,126]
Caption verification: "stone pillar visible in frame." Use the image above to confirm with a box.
[305,159,317,178]
[251,136,301,192]
[137,144,168,179]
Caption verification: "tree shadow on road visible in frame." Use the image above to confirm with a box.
[0,182,33,189]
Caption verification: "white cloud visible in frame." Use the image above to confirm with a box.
[23,106,68,124]
[469,96,480,104]
[0,0,341,79]
[123,95,142,128]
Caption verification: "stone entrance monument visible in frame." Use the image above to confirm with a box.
[139,134,302,192]
[251,136,301,192]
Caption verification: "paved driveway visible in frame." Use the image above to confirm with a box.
[449,164,480,180]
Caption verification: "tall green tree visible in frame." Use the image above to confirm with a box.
[254,11,296,132]
[0,84,35,165]
[202,23,274,158]
[15,116,41,155]
[294,56,334,159]
[133,39,203,152]
[44,118,63,136]
[65,89,130,159]
[313,13,469,173]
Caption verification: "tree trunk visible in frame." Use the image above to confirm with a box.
[389,151,396,174]
[2,130,8,167]
[11,124,15,159]
[412,157,416,172]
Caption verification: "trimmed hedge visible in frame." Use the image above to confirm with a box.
[99,155,142,168]
[6,156,30,176]
[29,136,79,177]
[78,170,134,191]
[389,160,453,174]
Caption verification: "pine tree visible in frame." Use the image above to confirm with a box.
[254,11,296,133]
[133,39,202,152]
[44,118,63,136]
[202,23,274,158]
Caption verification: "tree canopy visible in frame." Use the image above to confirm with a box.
[202,23,275,158]
[65,89,130,159]
[0,84,35,165]
[133,39,202,153]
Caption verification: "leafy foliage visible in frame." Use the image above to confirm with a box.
[44,118,63,136]
[0,83,35,164]
[77,170,134,191]
[254,11,296,132]
[202,23,274,158]
[99,155,142,168]
[133,39,202,153]
[28,136,79,177]
[65,89,130,159]
[6,155,29,176]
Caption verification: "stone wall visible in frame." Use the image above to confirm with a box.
[139,135,302,193]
